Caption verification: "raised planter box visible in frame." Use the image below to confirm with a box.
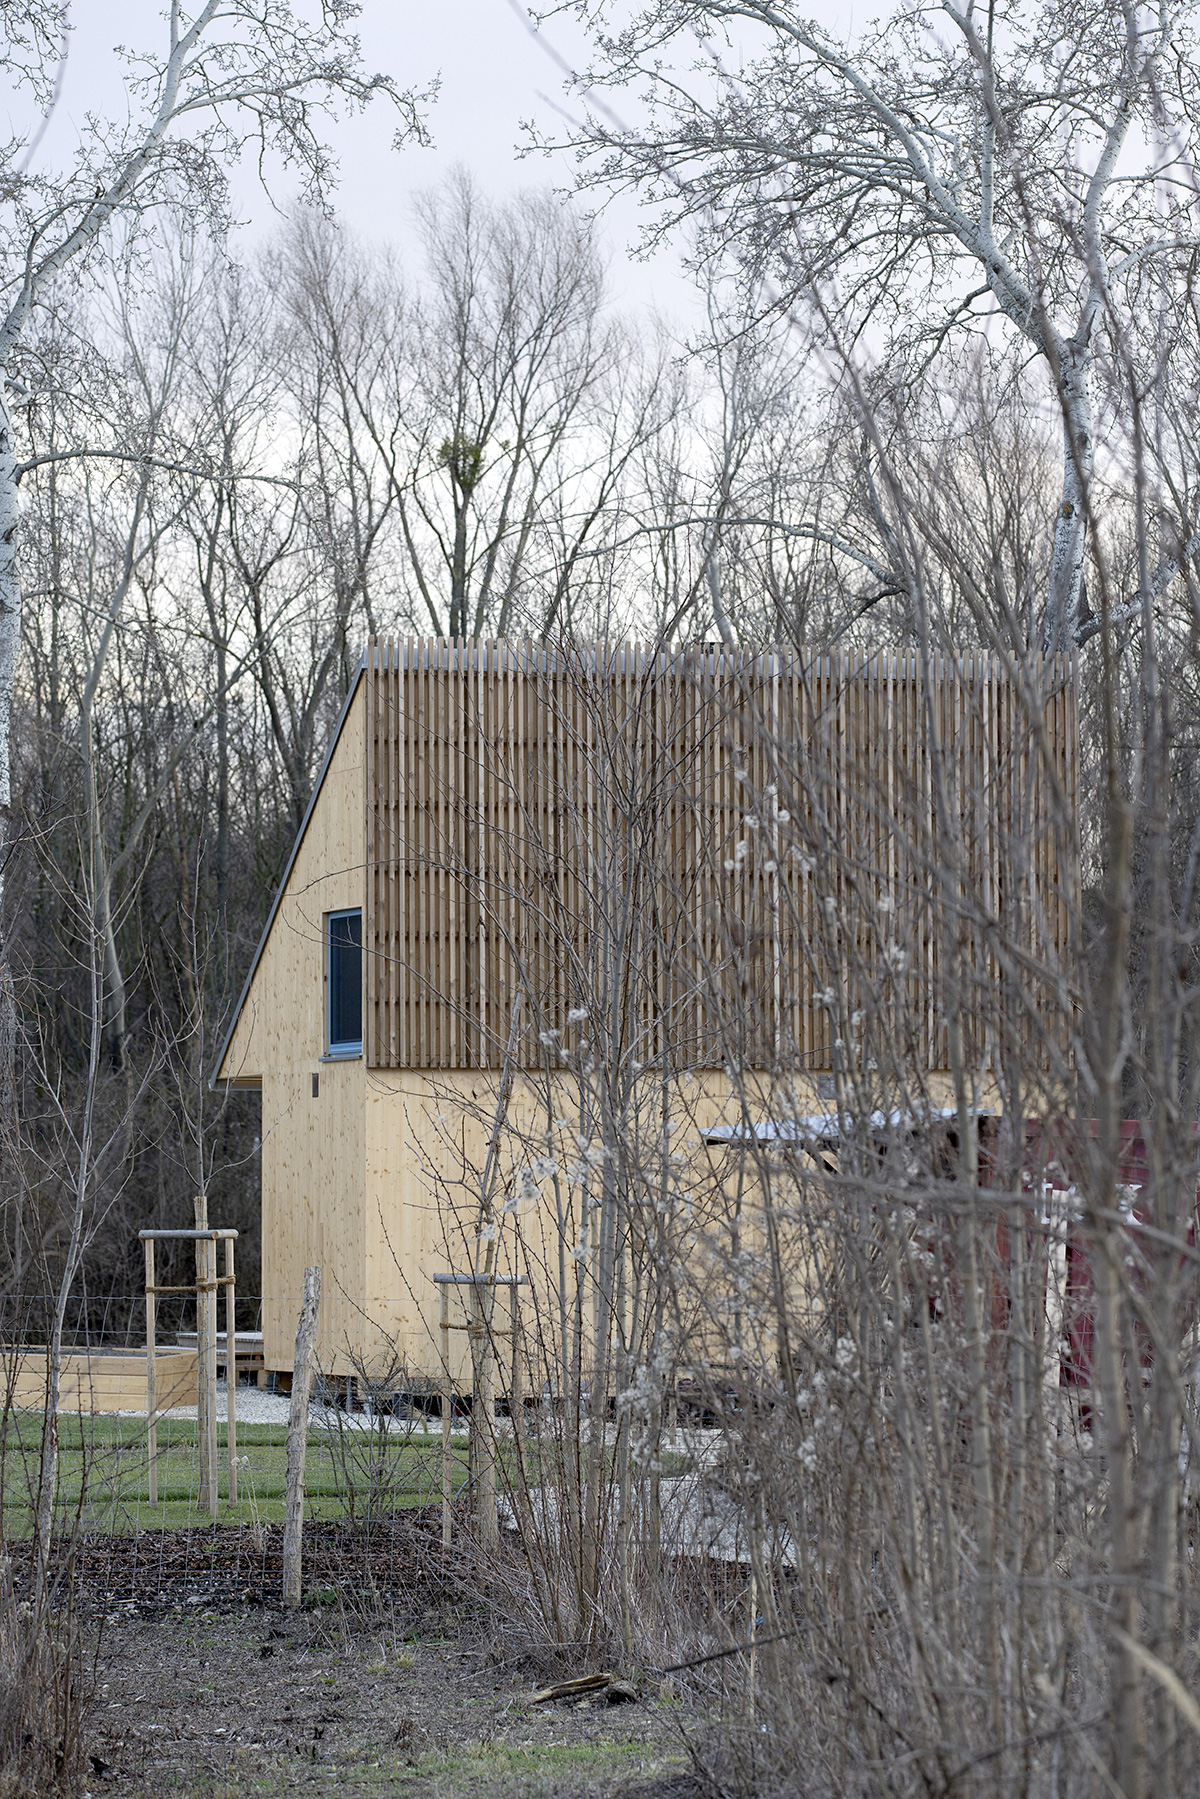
[174,1330,265,1383]
[1,1346,198,1414]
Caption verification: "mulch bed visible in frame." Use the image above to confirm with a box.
[10,1508,474,1617]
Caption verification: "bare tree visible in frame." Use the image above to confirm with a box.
[0,0,427,1102]
[170,251,298,926]
[410,172,616,638]
[554,0,1200,651]
[276,176,676,642]
[19,225,311,1075]
[271,210,406,656]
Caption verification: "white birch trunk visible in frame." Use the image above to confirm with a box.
[1044,341,1095,652]
[282,1265,322,1610]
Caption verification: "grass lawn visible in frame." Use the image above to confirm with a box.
[0,1408,696,1541]
[0,1409,467,1536]
[388,1736,677,1794]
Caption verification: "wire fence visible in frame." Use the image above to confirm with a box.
[0,1284,490,1616]
[0,1364,473,1619]
[0,1283,724,1654]
[0,1291,263,1351]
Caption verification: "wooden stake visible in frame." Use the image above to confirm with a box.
[282,1267,321,1610]
[225,1236,237,1505]
[470,1280,498,1550]
[194,1195,218,1518]
[441,1282,452,1547]
[145,1237,157,1507]
[510,1285,524,1449]
[207,1235,219,1507]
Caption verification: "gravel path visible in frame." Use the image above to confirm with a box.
[114,1382,725,1460]
[119,1380,430,1431]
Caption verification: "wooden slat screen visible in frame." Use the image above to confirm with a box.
[365,641,1077,1074]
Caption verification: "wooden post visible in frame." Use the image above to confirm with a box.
[193,1199,208,1511]
[206,1233,219,1508]
[282,1267,321,1610]
[194,1196,218,1518]
[144,1237,157,1507]
[440,1281,452,1547]
[510,1295,521,1446]
[139,1224,238,1513]
[470,1279,498,1550]
[225,1236,237,1505]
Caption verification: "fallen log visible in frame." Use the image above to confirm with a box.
[530,1672,614,1704]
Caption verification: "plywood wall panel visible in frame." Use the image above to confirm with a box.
[219,680,369,1372]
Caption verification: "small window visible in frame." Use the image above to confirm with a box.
[327,909,362,1055]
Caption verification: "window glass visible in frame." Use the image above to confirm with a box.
[328,910,362,1052]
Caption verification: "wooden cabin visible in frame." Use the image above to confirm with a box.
[212,640,1077,1383]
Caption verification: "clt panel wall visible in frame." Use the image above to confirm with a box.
[365,641,1077,1076]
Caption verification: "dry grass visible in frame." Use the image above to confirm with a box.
[0,1588,89,1799]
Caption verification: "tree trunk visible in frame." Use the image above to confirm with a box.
[282,1266,322,1609]
[35,981,101,1601]
[0,407,22,1117]
[215,632,229,932]
[1044,341,1094,652]
[81,697,128,1071]
[1093,770,1145,1799]
[450,495,469,640]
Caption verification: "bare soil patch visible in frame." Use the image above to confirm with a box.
[64,1519,701,1799]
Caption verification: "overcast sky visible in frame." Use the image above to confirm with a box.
[27,1,852,330]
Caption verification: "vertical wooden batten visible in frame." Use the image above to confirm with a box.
[360,642,1078,1079]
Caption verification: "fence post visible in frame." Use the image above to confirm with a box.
[194,1195,218,1518]
[225,1236,237,1505]
[440,1281,452,1547]
[144,1237,157,1507]
[470,1278,498,1550]
[510,1283,523,1448]
[282,1267,322,1610]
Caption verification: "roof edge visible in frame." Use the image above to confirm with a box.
[209,659,366,1090]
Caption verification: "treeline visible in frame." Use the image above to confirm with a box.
[2,165,1195,1332]
[7,2,1200,1788]
[1,173,986,1318]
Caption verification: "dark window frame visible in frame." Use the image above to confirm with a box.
[326,908,363,1057]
